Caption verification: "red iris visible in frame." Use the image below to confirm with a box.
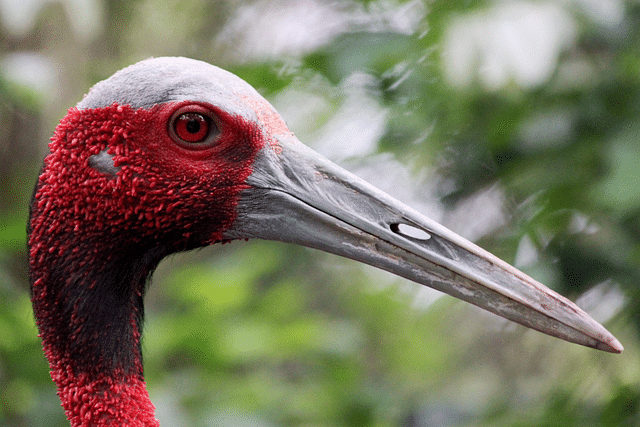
[174,113,210,143]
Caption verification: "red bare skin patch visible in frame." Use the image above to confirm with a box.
[29,102,265,427]
[52,369,157,426]
[237,92,294,152]
[31,102,262,251]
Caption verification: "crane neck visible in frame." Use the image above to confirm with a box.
[29,225,164,426]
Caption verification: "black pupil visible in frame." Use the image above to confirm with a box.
[186,119,201,134]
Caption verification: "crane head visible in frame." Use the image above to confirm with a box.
[31,57,622,377]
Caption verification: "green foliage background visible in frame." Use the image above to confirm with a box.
[1,0,639,426]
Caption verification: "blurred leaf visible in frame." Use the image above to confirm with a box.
[592,123,640,216]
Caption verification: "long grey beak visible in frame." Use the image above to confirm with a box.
[224,135,623,354]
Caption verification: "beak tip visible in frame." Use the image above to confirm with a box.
[599,336,624,354]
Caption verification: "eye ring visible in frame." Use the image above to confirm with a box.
[169,106,220,148]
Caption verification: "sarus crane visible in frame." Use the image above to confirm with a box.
[28,57,622,427]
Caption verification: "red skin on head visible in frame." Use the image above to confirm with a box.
[29,101,265,426]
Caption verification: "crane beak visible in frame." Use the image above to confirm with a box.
[224,135,623,353]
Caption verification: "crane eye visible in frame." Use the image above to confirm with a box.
[170,108,220,147]
[175,113,209,142]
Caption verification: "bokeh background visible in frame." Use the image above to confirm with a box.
[1,0,640,425]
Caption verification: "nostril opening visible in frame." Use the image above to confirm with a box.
[391,223,431,241]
